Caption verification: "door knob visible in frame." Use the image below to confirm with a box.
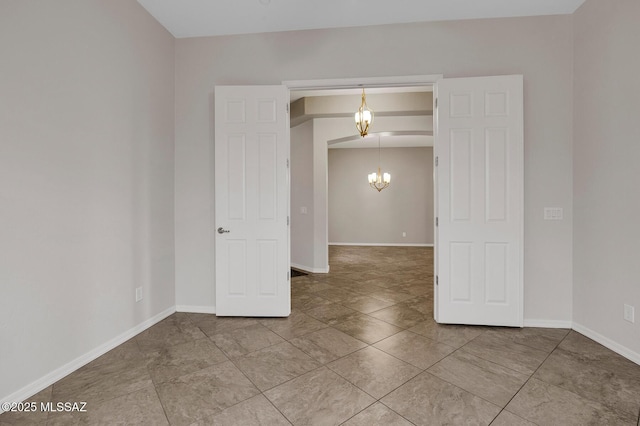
[217,227,230,234]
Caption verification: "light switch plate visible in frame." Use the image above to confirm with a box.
[544,207,563,220]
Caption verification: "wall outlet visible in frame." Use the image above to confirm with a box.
[623,304,634,323]
[402,232,406,237]
[135,287,143,302]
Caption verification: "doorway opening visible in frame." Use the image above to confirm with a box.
[287,77,439,305]
[213,75,523,326]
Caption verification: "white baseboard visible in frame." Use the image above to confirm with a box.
[329,242,434,247]
[0,306,176,410]
[176,305,216,314]
[291,263,329,274]
[572,322,640,366]
[524,319,573,328]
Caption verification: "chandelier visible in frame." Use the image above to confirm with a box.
[355,88,374,137]
[368,135,390,192]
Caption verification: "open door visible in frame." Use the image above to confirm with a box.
[214,85,290,316]
[434,75,523,327]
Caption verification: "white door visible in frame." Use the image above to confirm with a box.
[214,85,290,317]
[434,75,523,327]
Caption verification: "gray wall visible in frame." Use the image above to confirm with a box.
[329,147,433,245]
[290,121,316,270]
[0,0,175,402]
[573,0,640,359]
[175,15,574,325]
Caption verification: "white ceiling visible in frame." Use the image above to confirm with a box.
[137,0,585,39]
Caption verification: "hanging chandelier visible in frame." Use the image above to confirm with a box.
[368,135,390,192]
[355,88,374,137]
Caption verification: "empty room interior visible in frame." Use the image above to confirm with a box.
[1,0,639,425]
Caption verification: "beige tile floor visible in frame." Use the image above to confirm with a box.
[3,246,640,425]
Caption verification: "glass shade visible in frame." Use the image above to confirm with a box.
[368,170,391,191]
[355,88,374,137]
[355,110,372,124]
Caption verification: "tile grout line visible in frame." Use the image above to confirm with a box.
[164,309,421,424]
[173,318,267,424]
[53,249,455,423]
[418,346,509,411]
[48,342,162,424]
[296,251,438,423]
[377,400,420,426]
[150,383,172,425]
[323,347,423,402]
[203,332,286,424]
[371,333,457,370]
[258,364,331,424]
[487,328,572,425]
[260,393,294,426]
[151,316,222,425]
[529,330,640,420]
[210,327,296,425]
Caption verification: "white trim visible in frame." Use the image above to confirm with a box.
[291,263,329,274]
[329,242,434,247]
[175,305,216,314]
[284,75,443,91]
[572,322,640,366]
[523,319,572,329]
[0,306,175,410]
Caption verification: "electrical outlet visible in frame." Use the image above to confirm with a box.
[135,287,143,302]
[402,232,406,237]
[623,304,634,323]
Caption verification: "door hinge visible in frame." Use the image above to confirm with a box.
[287,271,290,281]
[286,103,289,113]
[435,156,438,167]
[436,275,439,286]
[435,98,438,109]
[287,216,290,226]
[286,158,290,168]
[436,217,438,227]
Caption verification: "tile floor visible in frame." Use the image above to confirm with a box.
[2,246,640,425]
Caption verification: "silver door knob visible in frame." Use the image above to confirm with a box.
[217,227,230,234]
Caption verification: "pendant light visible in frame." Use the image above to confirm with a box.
[368,135,390,192]
[355,88,374,137]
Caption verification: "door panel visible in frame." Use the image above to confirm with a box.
[450,129,472,221]
[435,75,523,327]
[227,135,246,220]
[215,85,290,317]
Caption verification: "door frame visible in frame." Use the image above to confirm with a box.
[284,74,443,274]
[284,75,443,91]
